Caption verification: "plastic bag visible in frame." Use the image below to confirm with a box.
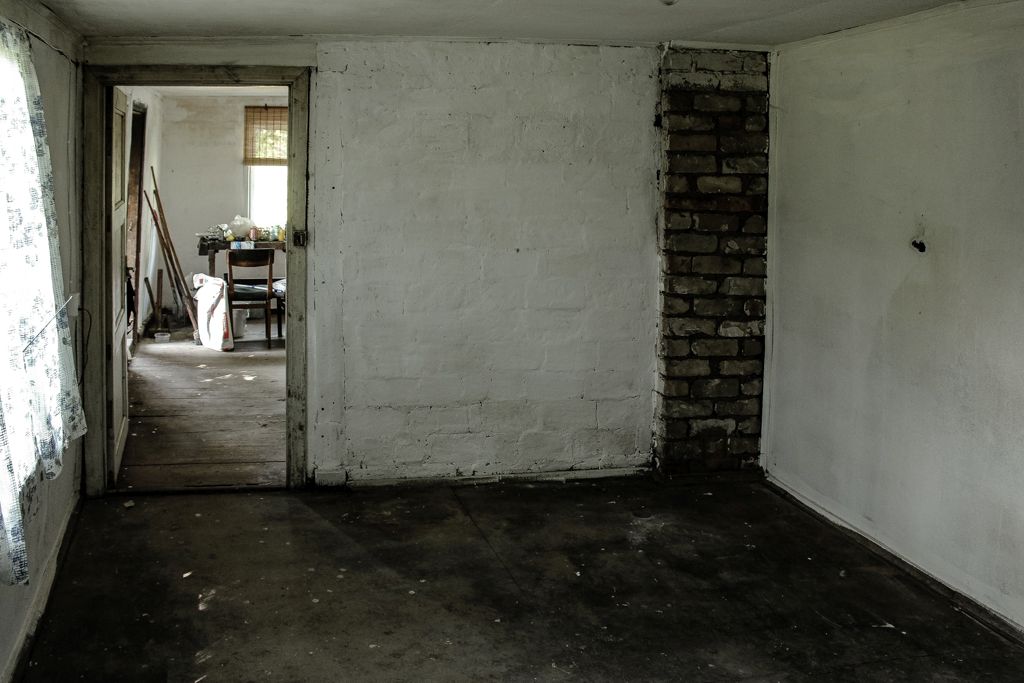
[228,215,253,234]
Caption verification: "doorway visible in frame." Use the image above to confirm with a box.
[81,66,310,496]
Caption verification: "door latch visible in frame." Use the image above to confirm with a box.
[292,230,308,247]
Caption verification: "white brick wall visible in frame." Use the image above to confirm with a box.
[308,40,660,482]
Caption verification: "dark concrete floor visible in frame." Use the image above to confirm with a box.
[21,479,1024,681]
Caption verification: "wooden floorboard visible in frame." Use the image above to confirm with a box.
[119,462,286,490]
[129,415,285,434]
[118,322,286,491]
[129,398,285,416]
[124,443,284,466]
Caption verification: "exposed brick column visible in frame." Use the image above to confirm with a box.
[655,48,768,473]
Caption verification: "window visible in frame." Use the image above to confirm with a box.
[0,18,86,584]
[248,166,288,227]
[244,105,288,227]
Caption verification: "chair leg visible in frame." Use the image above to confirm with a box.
[276,299,283,338]
[265,301,272,348]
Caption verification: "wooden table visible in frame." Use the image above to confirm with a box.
[198,238,286,276]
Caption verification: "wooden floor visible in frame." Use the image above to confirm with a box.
[118,322,286,491]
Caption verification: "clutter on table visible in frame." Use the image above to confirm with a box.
[197,216,286,256]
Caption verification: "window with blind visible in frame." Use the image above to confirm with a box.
[244,106,288,226]
[244,106,288,166]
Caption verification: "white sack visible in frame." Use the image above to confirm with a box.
[192,274,234,352]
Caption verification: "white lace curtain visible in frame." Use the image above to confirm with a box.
[0,18,86,585]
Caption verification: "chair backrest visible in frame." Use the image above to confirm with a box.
[227,249,274,292]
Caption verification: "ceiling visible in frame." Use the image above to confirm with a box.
[47,0,954,46]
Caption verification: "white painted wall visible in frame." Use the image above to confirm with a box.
[158,93,288,279]
[0,6,83,679]
[309,41,660,482]
[767,1,1024,630]
[79,38,663,480]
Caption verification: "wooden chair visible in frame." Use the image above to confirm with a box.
[225,249,279,348]
[272,282,286,338]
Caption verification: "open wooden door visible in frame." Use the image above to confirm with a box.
[107,87,130,482]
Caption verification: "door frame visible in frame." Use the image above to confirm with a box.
[82,65,311,495]
[106,85,130,484]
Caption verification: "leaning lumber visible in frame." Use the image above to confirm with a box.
[144,190,197,331]
[154,271,168,333]
[144,194,181,311]
[149,168,195,324]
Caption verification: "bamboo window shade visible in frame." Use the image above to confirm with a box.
[243,106,289,166]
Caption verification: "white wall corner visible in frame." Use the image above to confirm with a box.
[759,48,782,473]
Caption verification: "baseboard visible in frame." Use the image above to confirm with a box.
[328,465,651,489]
[764,474,1024,647]
[5,497,81,682]
[654,467,765,485]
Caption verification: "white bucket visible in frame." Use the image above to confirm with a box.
[232,309,248,338]
[154,332,171,343]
